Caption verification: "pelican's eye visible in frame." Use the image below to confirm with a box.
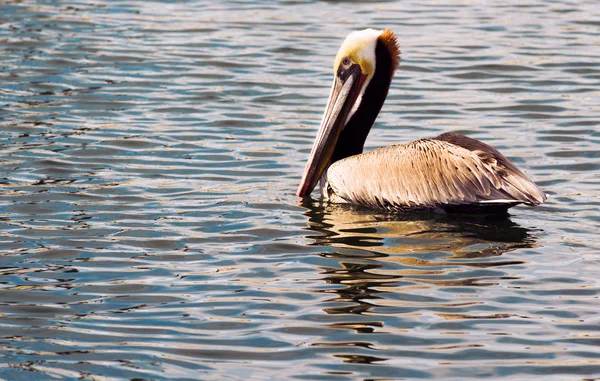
[341,57,352,67]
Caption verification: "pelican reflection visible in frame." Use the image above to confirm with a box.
[301,201,539,316]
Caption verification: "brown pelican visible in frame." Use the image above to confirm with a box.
[296,28,546,213]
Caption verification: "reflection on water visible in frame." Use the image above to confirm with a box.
[299,204,599,376]
[307,202,535,255]
[305,202,538,315]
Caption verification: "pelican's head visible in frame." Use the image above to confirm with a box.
[297,28,400,197]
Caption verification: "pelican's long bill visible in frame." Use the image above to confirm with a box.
[296,65,366,197]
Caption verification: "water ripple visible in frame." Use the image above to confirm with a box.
[1,0,599,380]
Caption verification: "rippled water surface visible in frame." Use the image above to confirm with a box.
[1,1,599,380]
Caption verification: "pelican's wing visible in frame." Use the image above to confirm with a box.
[325,138,546,209]
[434,132,528,178]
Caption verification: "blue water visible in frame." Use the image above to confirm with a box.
[1,1,599,380]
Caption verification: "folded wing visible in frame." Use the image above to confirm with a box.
[325,135,546,210]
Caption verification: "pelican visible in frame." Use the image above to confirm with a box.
[296,28,546,213]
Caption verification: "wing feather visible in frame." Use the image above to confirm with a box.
[325,138,546,209]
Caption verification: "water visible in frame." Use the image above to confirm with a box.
[1,0,599,380]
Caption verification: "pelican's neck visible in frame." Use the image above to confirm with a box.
[331,38,394,164]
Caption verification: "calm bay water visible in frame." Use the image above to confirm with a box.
[1,1,599,380]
